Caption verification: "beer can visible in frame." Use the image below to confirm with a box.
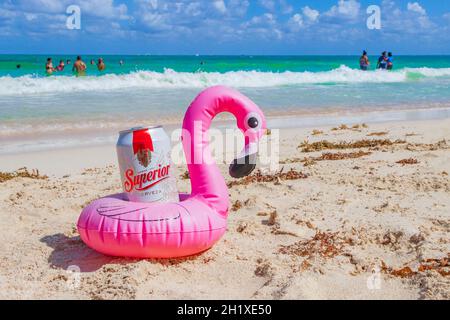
[116,126,179,203]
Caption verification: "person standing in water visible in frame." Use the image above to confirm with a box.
[359,50,370,70]
[387,52,394,70]
[45,58,55,75]
[56,60,65,71]
[97,58,105,71]
[73,56,87,76]
[377,51,388,70]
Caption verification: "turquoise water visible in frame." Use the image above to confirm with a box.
[0,55,450,77]
[3,55,450,76]
[0,55,450,153]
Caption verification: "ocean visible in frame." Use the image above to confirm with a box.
[1,55,450,154]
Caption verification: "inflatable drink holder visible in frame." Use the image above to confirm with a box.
[77,86,267,258]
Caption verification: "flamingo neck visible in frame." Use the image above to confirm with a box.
[182,99,229,216]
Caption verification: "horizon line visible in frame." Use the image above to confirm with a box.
[1,53,450,57]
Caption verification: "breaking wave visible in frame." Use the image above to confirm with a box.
[0,65,450,96]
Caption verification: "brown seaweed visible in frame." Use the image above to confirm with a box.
[367,131,388,137]
[299,139,406,152]
[227,168,308,188]
[281,151,372,165]
[396,158,419,165]
[0,167,48,183]
[279,231,347,259]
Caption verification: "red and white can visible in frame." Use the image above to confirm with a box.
[116,126,179,203]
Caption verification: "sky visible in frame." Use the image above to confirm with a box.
[0,0,449,55]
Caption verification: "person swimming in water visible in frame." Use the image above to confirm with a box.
[73,56,87,76]
[45,58,55,75]
[56,60,65,71]
[377,51,388,70]
[97,58,105,71]
[359,50,370,71]
[387,52,394,70]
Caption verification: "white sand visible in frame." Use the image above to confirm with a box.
[0,118,449,299]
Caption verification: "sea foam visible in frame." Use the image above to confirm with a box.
[0,65,450,96]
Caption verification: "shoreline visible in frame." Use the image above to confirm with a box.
[1,116,449,177]
[1,104,449,156]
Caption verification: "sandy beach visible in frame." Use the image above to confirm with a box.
[0,117,449,300]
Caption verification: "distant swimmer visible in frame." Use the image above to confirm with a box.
[16,64,21,69]
[377,51,388,70]
[73,55,87,76]
[66,59,71,65]
[45,57,55,75]
[119,59,124,66]
[359,50,370,71]
[56,60,65,71]
[387,52,394,70]
[97,58,105,71]
[90,59,95,65]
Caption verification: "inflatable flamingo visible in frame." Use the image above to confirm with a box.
[77,86,267,258]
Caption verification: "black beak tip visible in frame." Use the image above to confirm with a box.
[229,154,257,179]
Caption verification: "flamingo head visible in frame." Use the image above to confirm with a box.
[229,102,267,179]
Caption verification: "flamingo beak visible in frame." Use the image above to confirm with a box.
[229,142,258,178]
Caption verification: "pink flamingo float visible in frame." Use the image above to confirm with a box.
[77,86,267,258]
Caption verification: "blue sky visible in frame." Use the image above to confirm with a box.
[0,0,449,54]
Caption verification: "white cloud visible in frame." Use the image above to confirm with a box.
[0,8,17,19]
[213,0,227,14]
[259,0,292,14]
[325,0,361,21]
[407,2,426,15]
[259,0,275,11]
[240,12,283,40]
[185,2,202,17]
[8,0,129,19]
[244,13,276,27]
[379,0,435,35]
[287,13,304,32]
[228,0,249,17]
[279,0,293,14]
[78,0,128,20]
[302,6,319,22]
[15,0,65,13]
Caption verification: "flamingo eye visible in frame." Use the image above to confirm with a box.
[245,112,262,131]
[247,117,259,129]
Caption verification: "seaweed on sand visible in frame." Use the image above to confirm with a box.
[418,256,450,277]
[396,158,419,165]
[367,131,388,137]
[231,200,243,211]
[331,123,367,131]
[281,150,372,165]
[279,231,349,259]
[0,167,48,183]
[382,254,449,278]
[227,168,308,188]
[180,171,190,179]
[406,139,448,151]
[299,139,406,152]
[311,129,324,136]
